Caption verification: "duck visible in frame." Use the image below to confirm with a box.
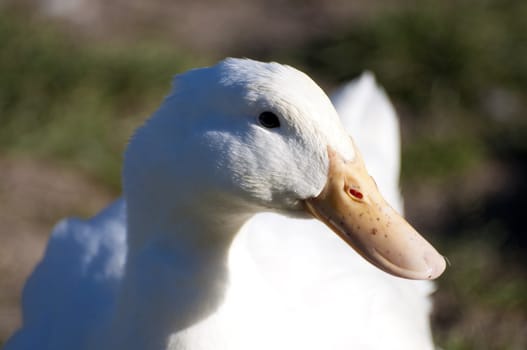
[4,58,445,350]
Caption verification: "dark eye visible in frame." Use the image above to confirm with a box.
[258,111,280,129]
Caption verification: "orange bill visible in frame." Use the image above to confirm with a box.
[305,146,446,280]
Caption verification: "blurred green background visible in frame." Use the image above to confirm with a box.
[0,0,526,349]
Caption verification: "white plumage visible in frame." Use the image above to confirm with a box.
[5,59,440,350]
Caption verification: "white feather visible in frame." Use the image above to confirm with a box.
[5,59,436,350]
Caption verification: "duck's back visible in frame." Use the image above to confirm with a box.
[4,200,127,350]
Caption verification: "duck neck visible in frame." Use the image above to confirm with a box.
[110,193,253,349]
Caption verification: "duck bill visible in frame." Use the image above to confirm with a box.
[305,146,446,280]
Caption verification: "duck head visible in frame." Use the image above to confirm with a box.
[124,58,446,280]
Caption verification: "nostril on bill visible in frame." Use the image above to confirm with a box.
[348,188,363,199]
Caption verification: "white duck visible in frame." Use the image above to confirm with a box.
[4,58,445,350]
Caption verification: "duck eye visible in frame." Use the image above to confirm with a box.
[258,111,280,129]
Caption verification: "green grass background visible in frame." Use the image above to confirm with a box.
[1,1,526,348]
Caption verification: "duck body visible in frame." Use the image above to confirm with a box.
[5,59,441,350]
[177,218,435,350]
